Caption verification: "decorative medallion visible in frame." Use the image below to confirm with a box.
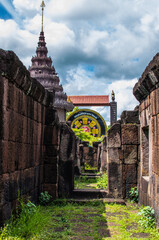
[67,109,107,137]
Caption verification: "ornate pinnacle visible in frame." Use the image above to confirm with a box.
[111,90,115,101]
[41,1,45,32]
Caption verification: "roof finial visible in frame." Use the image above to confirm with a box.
[40,1,45,32]
[111,90,115,101]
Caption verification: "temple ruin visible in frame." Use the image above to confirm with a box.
[1,0,159,229]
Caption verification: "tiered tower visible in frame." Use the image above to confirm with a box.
[29,1,74,121]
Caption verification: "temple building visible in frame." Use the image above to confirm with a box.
[29,1,74,121]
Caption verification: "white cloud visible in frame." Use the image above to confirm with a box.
[13,0,42,16]
[63,65,138,124]
[81,30,108,57]
[0,19,37,60]
[107,79,139,118]
[0,0,159,124]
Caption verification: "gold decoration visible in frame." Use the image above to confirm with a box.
[40,1,45,32]
[111,90,115,101]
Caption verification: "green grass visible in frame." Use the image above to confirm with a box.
[74,173,108,189]
[1,201,159,240]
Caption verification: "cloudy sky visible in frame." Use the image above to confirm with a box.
[0,0,159,124]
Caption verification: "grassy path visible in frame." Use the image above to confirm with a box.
[1,200,159,239]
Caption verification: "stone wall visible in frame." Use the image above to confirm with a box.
[0,49,76,225]
[133,53,159,224]
[107,110,140,198]
[97,136,107,173]
[58,123,76,198]
[82,141,100,168]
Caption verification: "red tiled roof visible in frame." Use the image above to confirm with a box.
[68,95,109,106]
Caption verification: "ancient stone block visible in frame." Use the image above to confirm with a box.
[107,123,121,148]
[107,147,123,163]
[125,183,137,198]
[45,145,58,157]
[121,110,139,124]
[40,165,44,184]
[100,148,107,173]
[0,77,8,107]
[34,166,40,188]
[140,101,145,113]
[2,107,10,141]
[44,125,58,145]
[43,183,57,199]
[150,90,157,116]
[44,164,57,184]
[2,173,10,203]
[107,162,123,198]
[37,102,42,123]
[121,124,139,145]
[23,168,35,194]
[124,164,137,184]
[1,203,11,223]
[59,124,75,162]
[9,172,21,201]
[123,145,138,164]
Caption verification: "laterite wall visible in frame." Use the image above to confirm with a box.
[0,49,58,224]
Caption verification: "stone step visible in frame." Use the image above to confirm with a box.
[72,189,112,199]
[81,173,101,178]
[84,169,98,174]
[67,198,126,205]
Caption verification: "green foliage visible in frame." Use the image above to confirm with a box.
[39,191,52,205]
[66,106,79,119]
[0,197,49,240]
[1,200,159,239]
[74,173,107,190]
[84,162,98,171]
[128,187,138,203]
[74,175,97,189]
[72,128,102,146]
[107,125,111,131]
[96,173,107,189]
[138,206,156,229]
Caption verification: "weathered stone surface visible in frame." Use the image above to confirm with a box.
[124,165,137,184]
[0,49,53,106]
[121,124,139,145]
[107,147,123,163]
[133,53,159,102]
[0,49,72,226]
[44,164,57,184]
[58,123,75,198]
[43,183,57,199]
[123,145,138,164]
[108,162,123,198]
[121,110,139,124]
[107,123,121,148]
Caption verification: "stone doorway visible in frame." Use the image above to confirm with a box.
[73,140,108,199]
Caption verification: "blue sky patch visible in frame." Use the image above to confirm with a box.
[133,58,139,63]
[83,65,95,72]
[0,3,12,19]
